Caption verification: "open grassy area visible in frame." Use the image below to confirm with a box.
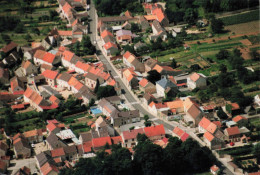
[249,117,260,127]
[220,10,259,25]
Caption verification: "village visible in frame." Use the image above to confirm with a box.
[0,0,259,175]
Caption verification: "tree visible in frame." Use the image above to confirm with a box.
[251,50,260,61]
[94,79,100,93]
[88,98,95,107]
[14,22,24,33]
[31,28,40,35]
[96,85,116,99]
[219,64,227,73]
[143,115,152,127]
[131,23,141,33]
[24,33,32,42]
[170,58,177,68]
[217,107,228,119]
[190,64,201,71]
[147,70,161,84]
[210,17,224,33]
[184,8,198,24]
[253,142,260,163]
[216,49,230,60]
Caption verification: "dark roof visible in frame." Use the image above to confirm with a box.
[36,151,52,167]
[80,133,92,142]
[152,20,165,34]
[156,78,176,89]
[0,68,9,80]
[99,16,132,23]
[91,126,109,138]
[46,133,67,149]
[14,138,31,152]
[4,51,20,65]
[63,145,77,154]
[103,35,116,44]
[144,58,157,69]
[85,72,100,81]
[58,72,72,82]
[105,96,121,102]
[114,110,139,119]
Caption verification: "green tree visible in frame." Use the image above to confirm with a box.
[216,49,230,60]
[170,58,177,68]
[253,142,260,163]
[217,107,228,119]
[24,33,32,42]
[96,85,116,99]
[14,22,24,33]
[184,8,197,24]
[94,79,100,93]
[130,23,141,33]
[210,17,224,33]
[147,70,161,84]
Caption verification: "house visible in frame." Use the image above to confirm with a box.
[150,20,167,41]
[85,72,104,90]
[56,73,72,90]
[40,162,59,175]
[21,61,38,76]
[123,51,145,73]
[92,136,112,151]
[64,145,78,161]
[46,133,67,150]
[172,127,190,142]
[34,51,58,66]
[98,98,119,117]
[144,124,165,141]
[23,45,45,60]
[3,51,21,67]
[139,78,156,94]
[111,110,140,127]
[203,131,223,150]
[139,16,150,31]
[42,70,59,87]
[0,141,8,157]
[224,126,241,142]
[166,98,184,114]
[198,117,217,134]
[46,121,65,134]
[187,73,207,90]
[151,5,169,27]
[226,121,237,128]
[143,93,156,106]
[51,147,66,161]
[101,30,114,44]
[23,129,43,144]
[41,28,61,50]
[79,133,92,143]
[121,128,144,147]
[24,86,52,112]
[148,101,169,115]
[122,21,132,30]
[210,165,220,175]
[232,115,248,127]
[116,29,136,44]
[14,166,31,175]
[105,96,122,106]
[122,68,139,90]
[171,27,182,37]
[153,64,183,76]
[98,16,134,26]
[1,42,18,55]
[144,58,158,72]
[0,68,9,85]
[183,98,203,127]
[103,42,118,56]
[156,78,177,97]
[13,134,31,159]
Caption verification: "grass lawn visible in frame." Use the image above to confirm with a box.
[12,117,45,132]
[64,113,88,124]
[220,10,259,25]
[249,117,260,127]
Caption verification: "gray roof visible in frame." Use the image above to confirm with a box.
[91,126,109,138]
[35,151,52,167]
[156,78,176,89]
[58,72,72,82]
[64,145,77,154]
[103,35,116,44]
[152,20,165,34]
[113,110,140,119]
[80,133,92,142]
[105,96,121,102]
[99,16,132,23]
[46,133,67,149]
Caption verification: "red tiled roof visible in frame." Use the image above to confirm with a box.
[46,122,58,132]
[122,128,144,140]
[123,51,131,59]
[42,70,59,80]
[104,42,117,50]
[34,50,46,60]
[204,131,214,142]
[190,73,201,82]
[232,115,247,123]
[87,121,94,126]
[248,172,260,175]
[92,136,112,148]
[1,42,18,53]
[0,160,7,171]
[225,126,240,136]
[24,129,41,138]
[111,136,122,144]
[42,52,55,64]
[21,61,32,70]
[139,78,149,87]
[83,144,91,153]
[144,124,165,137]
[212,121,221,128]
[199,117,211,130]
[231,103,240,110]
[71,19,78,27]
[58,30,72,36]
[51,147,65,157]
[11,104,25,109]
[101,30,113,39]
[62,2,72,14]
[40,162,59,175]
[63,50,74,62]
[210,165,219,172]
[47,119,59,124]
[75,61,92,72]
[180,132,189,142]
[173,127,185,137]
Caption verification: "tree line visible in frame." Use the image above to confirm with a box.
[59,134,217,175]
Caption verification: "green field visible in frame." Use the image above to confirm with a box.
[220,10,260,25]
[249,117,260,127]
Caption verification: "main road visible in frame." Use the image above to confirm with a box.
[87,2,234,174]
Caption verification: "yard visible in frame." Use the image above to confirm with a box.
[225,20,260,35]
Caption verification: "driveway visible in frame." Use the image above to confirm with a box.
[8,158,38,175]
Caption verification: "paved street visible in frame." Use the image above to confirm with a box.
[7,158,38,175]
[88,2,234,175]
